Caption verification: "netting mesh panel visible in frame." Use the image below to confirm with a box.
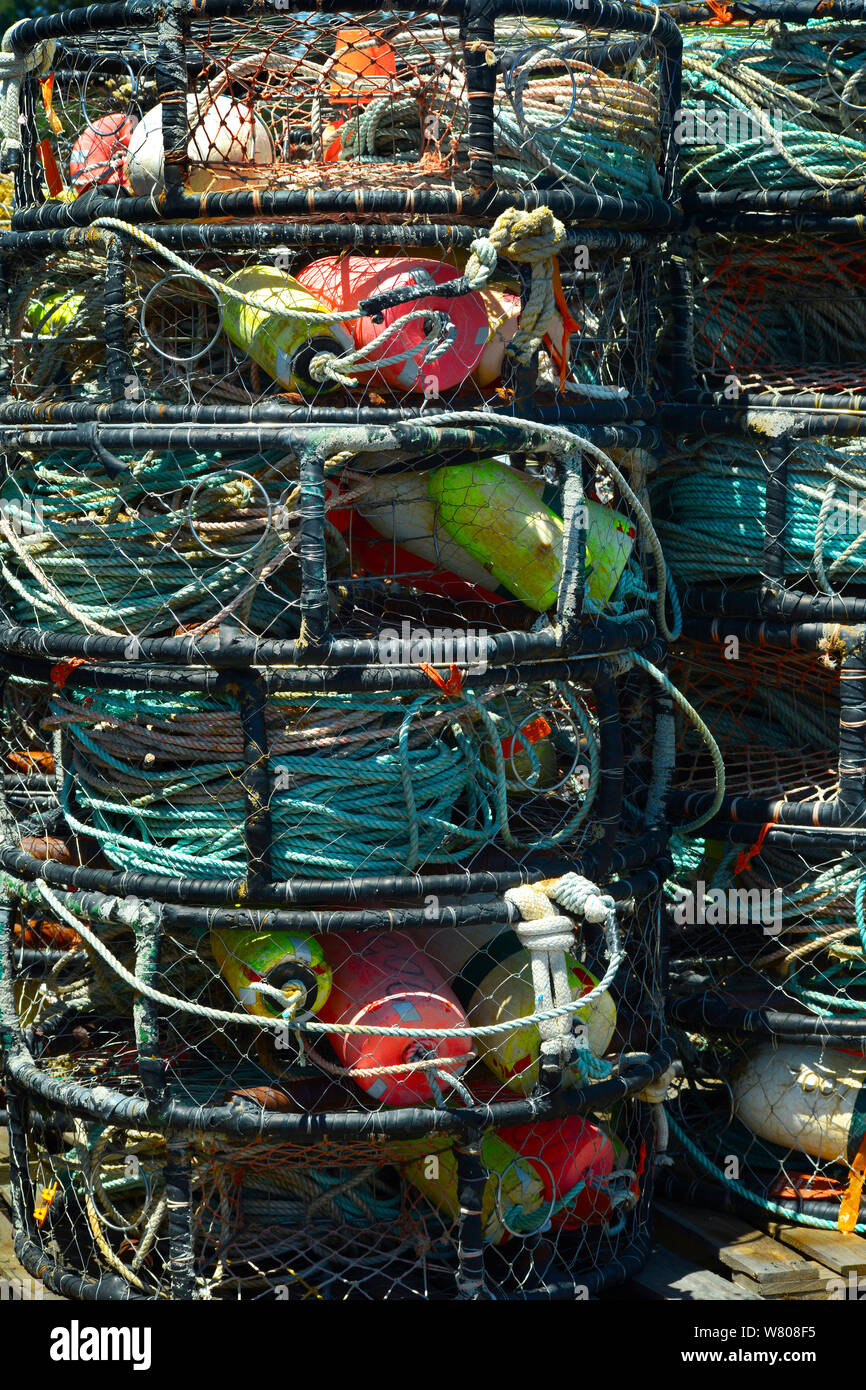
[669,639,840,804]
[678,20,866,198]
[667,834,866,1235]
[691,235,866,396]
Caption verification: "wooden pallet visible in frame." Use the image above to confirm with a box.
[643,1198,866,1301]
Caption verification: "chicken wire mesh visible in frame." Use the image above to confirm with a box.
[676,12,866,212]
[1,222,660,421]
[651,429,866,619]
[5,0,681,225]
[684,233,866,407]
[0,423,672,657]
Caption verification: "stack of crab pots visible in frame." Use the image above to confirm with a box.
[0,0,691,1299]
[656,0,866,1249]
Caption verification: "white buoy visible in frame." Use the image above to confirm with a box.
[733,1042,866,1163]
[125,93,272,196]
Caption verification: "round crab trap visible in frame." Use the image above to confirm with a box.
[666,0,866,218]
[651,425,866,624]
[3,0,681,230]
[0,218,661,426]
[670,230,866,413]
[0,403,697,1298]
[0,417,680,670]
[662,833,866,1238]
[666,622,866,853]
[0,854,674,1300]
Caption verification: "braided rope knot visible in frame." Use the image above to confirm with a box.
[550,871,614,924]
[505,882,576,1064]
[465,205,566,365]
[0,31,56,164]
[513,914,574,955]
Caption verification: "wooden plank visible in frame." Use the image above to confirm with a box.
[763,1221,866,1277]
[732,1268,832,1301]
[655,1201,824,1294]
[623,1245,761,1301]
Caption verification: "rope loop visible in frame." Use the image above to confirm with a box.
[0,29,57,164]
[465,206,566,365]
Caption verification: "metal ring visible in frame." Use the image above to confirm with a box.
[140,271,224,365]
[186,468,273,560]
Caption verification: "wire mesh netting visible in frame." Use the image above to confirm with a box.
[665,831,866,1238]
[677,16,866,206]
[686,235,866,403]
[0,854,668,1299]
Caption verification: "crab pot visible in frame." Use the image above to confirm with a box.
[671,3,866,218]
[652,425,866,625]
[0,418,669,663]
[0,614,671,898]
[674,232,866,412]
[0,223,660,425]
[0,847,671,1299]
[665,623,866,852]
[665,830,866,1236]
[6,0,681,228]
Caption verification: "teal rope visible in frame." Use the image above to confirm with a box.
[0,448,299,637]
[667,1111,866,1235]
[54,682,599,879]
[680,22,866,194]
[652,437,866,586]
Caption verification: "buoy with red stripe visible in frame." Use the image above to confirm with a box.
[70,113,136,192]
[316,931,473,1106]
[295,256,489,392]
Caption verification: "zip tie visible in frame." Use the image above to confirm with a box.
[50,657,88,689]
[418,662,464,696]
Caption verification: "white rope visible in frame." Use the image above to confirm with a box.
[34,880,304,1031]
[308,308,452,388]
[506,872,623,1073]
[0,28,56,166]
[506,884,575,1066]
[32,878,621,1041]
